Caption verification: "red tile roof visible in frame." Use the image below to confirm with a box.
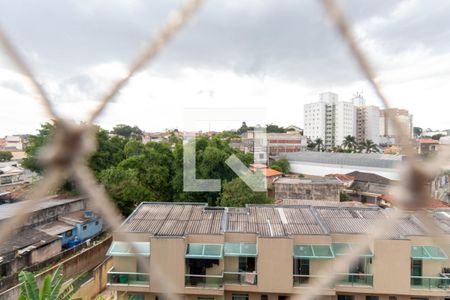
[417,138,439,144]
[380,195,450,208]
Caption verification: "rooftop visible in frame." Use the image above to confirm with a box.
[274,177,342,185]
[119,202,429,239]
[280,152,404,169]
[346,171,391,185]
[417,138,439,144]
[0,197,85,221]
[0,228,59,256]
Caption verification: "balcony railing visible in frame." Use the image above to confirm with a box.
[336,273,373,287]
[185,273,223,288]
[293,274,334,288]
[223,271,257,285]
[107,269,149,286]
[411,276,450,290]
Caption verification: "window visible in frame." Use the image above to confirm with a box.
[232,295,248,300]
[305,189,311,198]
[95,221,99,226]
[366,297,378,300]
[261,296,268,300]
[155,296,164,300]
[82,225,87,231]
[337,296,354,300]
[128,295,145,300]
[239,256,256,272]
[388,297,397,300]
[278,296,288,300]
[65,230,73,237]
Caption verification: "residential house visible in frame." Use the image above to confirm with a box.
[273,177,344,202]
[106,202,450,300]
[249,164,283,191]
[417,139,439,156]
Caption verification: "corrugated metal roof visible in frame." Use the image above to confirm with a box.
[120,202,430,239]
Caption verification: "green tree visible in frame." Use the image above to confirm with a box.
[111,124,143,140]
[18,265,84,300]
[99,167,152,216]
[359,139,379,153]
[314,138,325,152]
[0,151,13,162]
[432,134,443,141]
[89,129,127,175]
[22,122,55,173]
[413,127,423,137]
[342,135,358,152]
[270,159,290,174]
[306,138,316,151]
[218,177,271,207]
[265,124,287,133]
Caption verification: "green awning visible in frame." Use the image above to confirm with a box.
[294,245,335,259]
[411,246,448,260]
[224,243,257,257]
[107,241,150,256]
[332,243,373,257]
[185,244,223,259]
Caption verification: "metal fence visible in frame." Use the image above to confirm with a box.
[0,0,449,299]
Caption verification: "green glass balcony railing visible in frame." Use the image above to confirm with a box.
[293,274,334,288]
[107,270,149,286]
[185,274,223,288]
[410,276,450,290]
[223,271,257,285]
[336,273,373,286]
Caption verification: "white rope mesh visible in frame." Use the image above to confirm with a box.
[0,0,447,299]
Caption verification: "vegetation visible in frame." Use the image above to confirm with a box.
[24,123,258,215]
[18,265,84,300]
[0,151,13,162]
[218,177,271,207]
[340,192,350,202]
[342,135,358,152]
[269,159,290,174]
[413,127,423,137]
[358,139,379,153]
[236,121,291,134]
[111,124,143,140]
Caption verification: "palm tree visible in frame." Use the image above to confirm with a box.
[314,138,325,152]
[342,135,357,152]
[18,265,84,300]
[306,138,316,151]
[359,139,380,153]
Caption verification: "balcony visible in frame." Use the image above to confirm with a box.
[185,273,223,288]
[336,273,373,287]
[223,271,257,285]
[410,276,450,290]
[293,275,333,288]
[107,269,149,286]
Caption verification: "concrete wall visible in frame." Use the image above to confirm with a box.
[72,258,113,300]
[30,239,62,264]
[150,237,186,294]
[256,237,293,293]
[274,182,341,202]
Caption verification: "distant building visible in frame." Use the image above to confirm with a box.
[0,197,103,278]
[239,131,307,163]
[417,138,439,155]
[4,136,23,150]
[249,164,282,191]
[346,171,392,195]
[280,151,403,180]
[273,177,343,202]
[380,108,413,139]
[304,92,355,148]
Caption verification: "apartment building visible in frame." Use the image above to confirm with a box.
[304,93,356,148]
[106,202,450,300]
[380,109,413,140]
[355,103,380,145]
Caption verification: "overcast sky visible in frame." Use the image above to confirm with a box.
[0,0,449,135]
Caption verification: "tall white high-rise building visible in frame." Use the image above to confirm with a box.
[304,92,355,148]
[380,108,414,139]
[304,92,383,149]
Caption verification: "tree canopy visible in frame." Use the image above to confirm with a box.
[270,159,290,174]
[218,177,271,207]
[0,151,13,162]
[24,123,261,215]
